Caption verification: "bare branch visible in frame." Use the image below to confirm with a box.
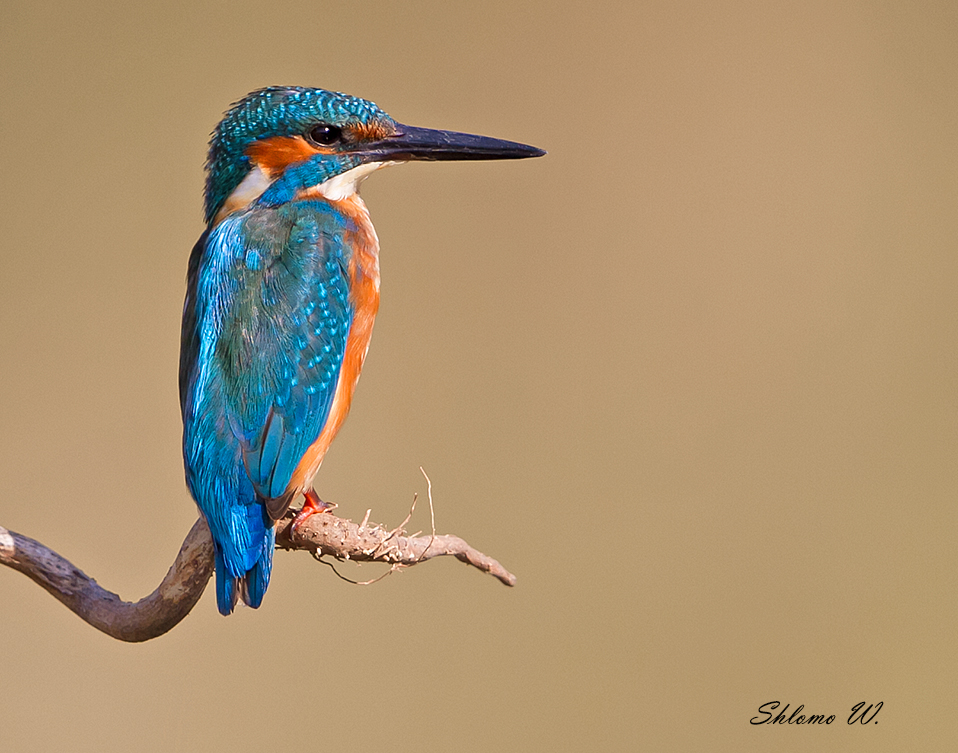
[0,504,515,643]
[0,518,213,643]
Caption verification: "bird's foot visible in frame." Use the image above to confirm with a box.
[290,488,333,537]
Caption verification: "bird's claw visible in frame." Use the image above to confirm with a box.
[289,488,332,538]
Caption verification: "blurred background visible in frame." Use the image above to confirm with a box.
[1,1,956,751]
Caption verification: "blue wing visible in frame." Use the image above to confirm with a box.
[180,199,354,613]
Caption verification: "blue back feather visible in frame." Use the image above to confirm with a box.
[181,200,355,613]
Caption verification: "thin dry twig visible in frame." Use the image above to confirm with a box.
[311,468,441,585]
[0,490,515,643]
[416,466,437,564]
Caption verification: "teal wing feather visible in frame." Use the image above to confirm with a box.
[216,201,353,505]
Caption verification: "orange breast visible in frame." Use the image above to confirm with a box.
[284,193,381,497]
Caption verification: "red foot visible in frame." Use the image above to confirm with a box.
[290,488,332,536]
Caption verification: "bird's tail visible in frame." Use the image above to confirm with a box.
[239,538,273,609]
[212,524,275,615]
[197,471,276,616]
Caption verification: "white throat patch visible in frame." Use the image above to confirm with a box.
[315,161,401,201]
[215,160,402,225]
[214,165,273,224]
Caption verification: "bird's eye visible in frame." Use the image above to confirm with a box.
[307,123,343,146]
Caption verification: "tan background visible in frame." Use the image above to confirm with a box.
[1,1,955,751]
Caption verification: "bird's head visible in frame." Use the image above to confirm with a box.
[204,87,544,226]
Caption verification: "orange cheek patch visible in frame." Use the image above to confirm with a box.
[245,136,326,178]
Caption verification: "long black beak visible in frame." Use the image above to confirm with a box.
[360,123,545,162]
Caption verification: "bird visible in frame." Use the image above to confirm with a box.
[179,87,544,615]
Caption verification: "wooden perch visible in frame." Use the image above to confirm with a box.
[0,502,515,643]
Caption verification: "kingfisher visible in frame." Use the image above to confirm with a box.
[179,87,543,615]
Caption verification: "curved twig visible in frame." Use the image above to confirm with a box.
[0,506,515,643]
[0,518,214,642]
